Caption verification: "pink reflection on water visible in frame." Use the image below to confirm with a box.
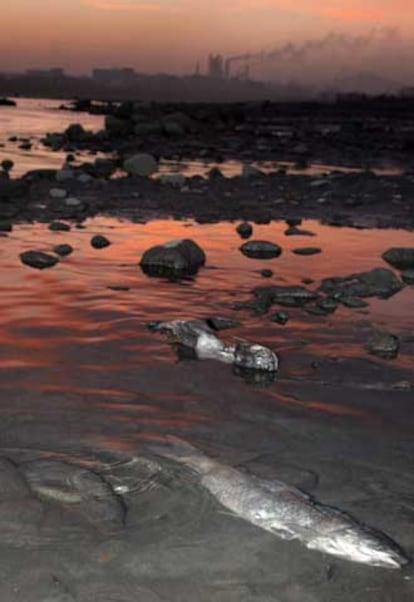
[0,217,412,435]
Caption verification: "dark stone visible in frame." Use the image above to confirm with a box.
[53,244,73,257]
[0,221,12,232]
[401,269,414,284]
[269,311,289,325]
[65,123,87,141]
[292,247,322,256]
[339,296,369,308]
[140,238,206,277]
[284,227,315,236]
[205,316,241,331]
[253,285,317,308]
[382,248,414,270]
[316,297,338,313]
[260,269,273,278]
[1,159,13,173]
[319,268,402,299]
[285,218,302,227]
[22,168,58,181]
[302,277,314,285]
[240,240,282,259]
[48,221,71,232]
[0,97,16,106]
[236,221,253,239]
[366,332,399,360]
[91,235,111,249]
[20,251,59,269]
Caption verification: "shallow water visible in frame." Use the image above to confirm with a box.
[1,103,414,599]
[0,98,404,178]
[0,97,104,175]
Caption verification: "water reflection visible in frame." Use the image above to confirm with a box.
[0,217,412,457]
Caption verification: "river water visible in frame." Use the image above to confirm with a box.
[0,98,413,601]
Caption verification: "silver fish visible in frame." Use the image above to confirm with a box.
[148,435,409,569]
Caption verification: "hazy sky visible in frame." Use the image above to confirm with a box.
[1,0,414,78]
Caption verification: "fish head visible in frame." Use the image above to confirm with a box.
[308,524,409,569]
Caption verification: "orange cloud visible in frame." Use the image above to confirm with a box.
[83,0,163,10]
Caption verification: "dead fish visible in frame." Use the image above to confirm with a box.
[148,436,409,569]
[20,459,126,530]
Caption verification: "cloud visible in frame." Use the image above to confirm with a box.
[82,0,164,11]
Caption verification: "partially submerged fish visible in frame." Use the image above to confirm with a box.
[20,459,126,530]
[147,319,278,372]
[148,436,409,569]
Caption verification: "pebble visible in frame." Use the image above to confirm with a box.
[91,235,111,249]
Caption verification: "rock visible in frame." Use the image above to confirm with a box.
[261,269,273,278]
[253,285,317,308]
[65,123,87,141]
[22,168,57,182]
[302,277,314,285]
[284,226,315,236]
[0,221,12,232]
[236,221,253,239]
[401,269,414,284]
[285,218,302,227]
[240,240,282,259]
[292,247,322,255]
[48,221,71,232]
[91,235,111,249]
[53,244,73,257]
[269,311,289,325]
[140,238,206,277]
[55,168,74,182]
[49,188,67,199]
[241,163,263,178]
[339,296,369,308]
[105,114,130,136]
[366,332,399,360]
[319,268,402,299]
[382,248,414,270]
[205,316,241,331]
[123,153,158,177]
[163,120,185,137]
[207,167,225,181]
[20,251,59,269]
[315,296,338,314]
[134,122,162,136]
[64,197,82,207]
[1,159,13,173]
[158,173,186,187]
[0,97,16,106]
[78,173,94,184]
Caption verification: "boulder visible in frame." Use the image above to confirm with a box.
[64,123,87,142]
[292,247,322,255]
[140,238,206,276]
[240,240,282,259]
[319,268,402,299]
[48,221,71,232]
[20,251,58,269]
[123,153,158,177]
[382,248,414,270]
[366,332,399,360]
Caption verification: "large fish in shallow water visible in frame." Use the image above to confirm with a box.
[148,436,409,569]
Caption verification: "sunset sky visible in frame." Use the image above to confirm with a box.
[1,1,413,76]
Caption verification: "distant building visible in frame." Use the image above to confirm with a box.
[92,68,137,87]
[207,54,224,79]
[26,68,65,78]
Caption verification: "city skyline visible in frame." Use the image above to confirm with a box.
[2,1,414,78]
